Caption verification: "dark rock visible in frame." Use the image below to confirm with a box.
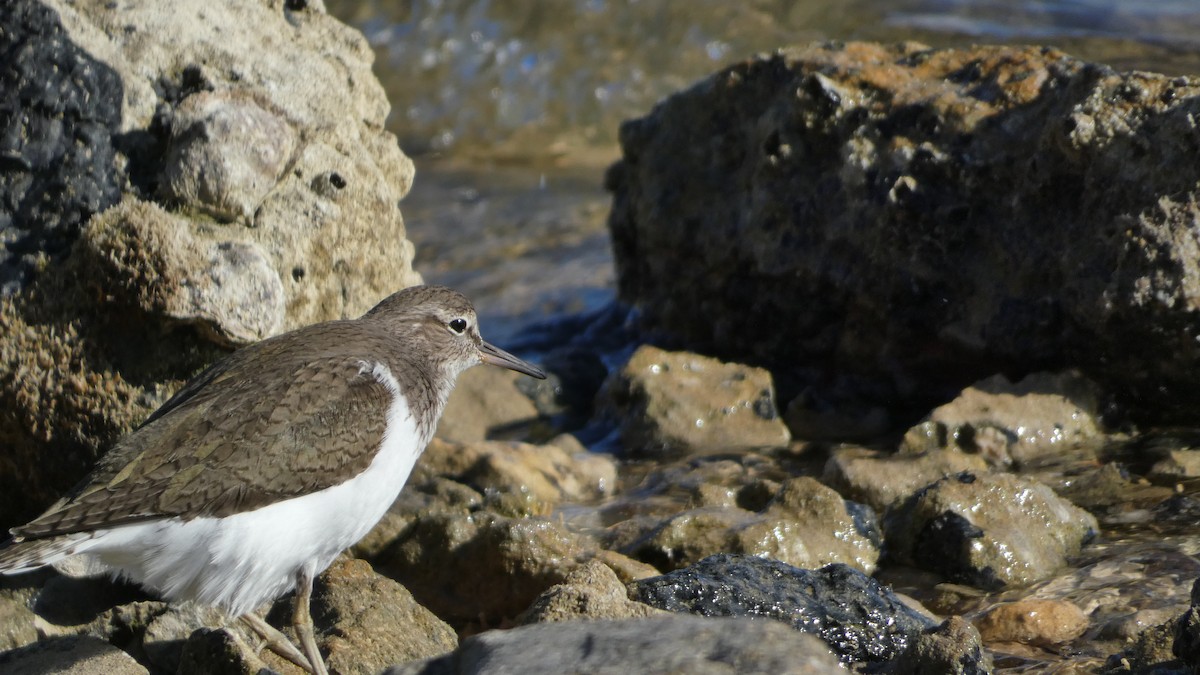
[631,553,936,665]
[385,615,843,675]
[0,0,122,294]
[606,41,1200,425]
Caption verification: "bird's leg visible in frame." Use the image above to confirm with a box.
[294,568,328,675]
[240,611,312,672]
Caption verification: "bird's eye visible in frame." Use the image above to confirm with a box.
[449,318,468,334]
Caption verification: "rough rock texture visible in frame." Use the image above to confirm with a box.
[823,445,989,512]
[632,554,939,667]
[311,558,458,674]
[0,0,421,529]
[414,437,617,509]
[606,40,1200,425]
[0,1,123,294]
[0,635,149,674]
[905,371,1103,467]
[386,615,843,675]
[372,511,595,626]
[974,598,1089,647]
[611,476,882,574]
[517,559,667,624]
[602,345,790,457]
[886,471,1099,589]
[884,616,993,675]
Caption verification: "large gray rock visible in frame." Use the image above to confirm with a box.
[386,614,842,675]
[0,0,421,528]
[606,41,1200,424]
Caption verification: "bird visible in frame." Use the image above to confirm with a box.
[0,285,546,674]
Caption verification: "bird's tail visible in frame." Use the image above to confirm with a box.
[0,533,95,575]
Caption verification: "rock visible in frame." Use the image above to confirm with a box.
[0,577,40,652]
[517,559,666,624]
[312,558,458,674]
[436,367,542,443]
[412,437,617,511]
[160,90,297,221]
[0,0,422,529]
[606,41,1200,426]
[905,372,1103,467]
[0,635,148,674]
[1172,578,1200,668]
[883,616,992,675]
[974,599,1089,646]
[142,604,256,674]
[385,615,843,675]
[631,554,937,666]
[372,511,595,626]
[602,345,790,457]
[0,0,122,293]
[823,445,989,512]
[176,627,274,675]
[886,472,1099,589]
[80,199,286,346]
[612,476,881,574]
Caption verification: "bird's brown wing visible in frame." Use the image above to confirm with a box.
[11,347,398,540]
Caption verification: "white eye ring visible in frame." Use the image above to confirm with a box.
[448,318,468,334]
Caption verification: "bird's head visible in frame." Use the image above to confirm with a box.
[364,285,546,381]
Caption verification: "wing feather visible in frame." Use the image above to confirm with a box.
[13,332,397,539]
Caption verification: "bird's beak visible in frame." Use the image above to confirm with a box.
[479,341,546,379]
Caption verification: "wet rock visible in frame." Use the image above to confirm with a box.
[386,614,843,675]
[517,559,666,624]
[886,472,1099,589]
[0,0,422,529]
[631,553,937,666]
[823,445,989,512]
[160,90,296,221]
[974,599,1089,647]
[0,635,148,674]
[312,558,457,674]
[904,372,1103,467]
[602,345,790,457]
[612,476,881,573]
[607,41,1200,426]
[373,511,595,626]
[1173,578,1200,668]
[882,616,993,675]
[437,367,542,443]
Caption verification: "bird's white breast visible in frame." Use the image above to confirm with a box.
[76,361,425,617]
